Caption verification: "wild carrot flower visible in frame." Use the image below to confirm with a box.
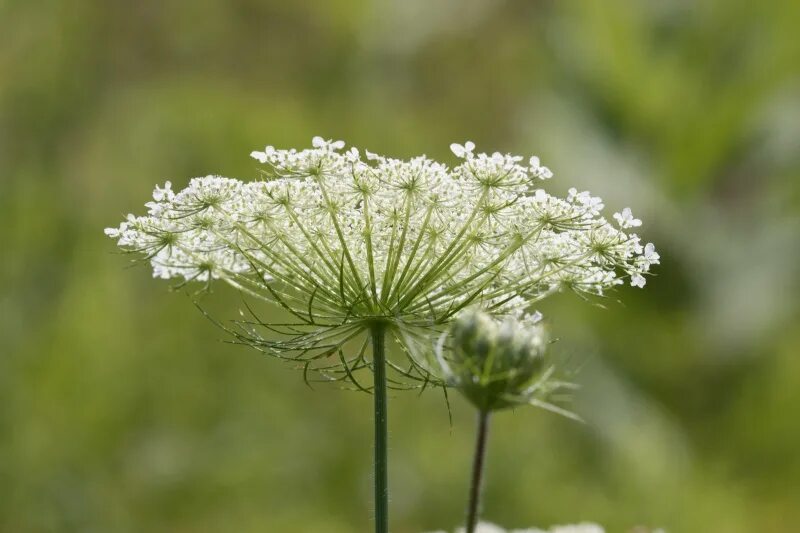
[106,137,658,533]
[105,137,658,384]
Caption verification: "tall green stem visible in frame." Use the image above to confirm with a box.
[465,409,491,533]
[371,324,389,533]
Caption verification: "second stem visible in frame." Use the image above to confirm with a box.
[465,409,491,533]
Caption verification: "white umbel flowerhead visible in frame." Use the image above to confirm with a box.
[106,138,658,384]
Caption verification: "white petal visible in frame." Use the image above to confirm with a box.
[250,151,268,163]
[346,147,360,161]
[450,143,466,158]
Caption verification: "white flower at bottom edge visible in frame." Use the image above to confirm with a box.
[426,521,608,533]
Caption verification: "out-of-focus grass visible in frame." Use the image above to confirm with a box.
[1,1,799,531]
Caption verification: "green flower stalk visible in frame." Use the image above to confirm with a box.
[105,137,658,532]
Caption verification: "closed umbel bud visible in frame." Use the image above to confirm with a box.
[447,309,547,412]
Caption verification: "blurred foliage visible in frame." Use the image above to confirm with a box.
[2,0,800,531]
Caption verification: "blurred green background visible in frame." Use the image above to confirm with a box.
[2,1,800,531]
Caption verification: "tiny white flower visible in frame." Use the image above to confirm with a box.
[312,136,345,150]
[613,207,642,228]
[250,150,268,163]
[345,146,360,162]
[641,242,660,268]
[631,272,647,288]
[529,155,553,179]
[152,181,173,202]
[567,187,578,202]
[450,141,476,159]
[567,188,603,215]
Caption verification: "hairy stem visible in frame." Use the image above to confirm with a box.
[371,324,389,533]
[465,409,491,533]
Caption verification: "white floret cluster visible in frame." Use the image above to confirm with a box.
[106,137,658,330]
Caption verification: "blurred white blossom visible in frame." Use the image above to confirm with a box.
[428,522,665,533]
[427,521,611,533]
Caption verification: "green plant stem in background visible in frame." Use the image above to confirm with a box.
[371,323,389,533]
[465,409,490,533]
